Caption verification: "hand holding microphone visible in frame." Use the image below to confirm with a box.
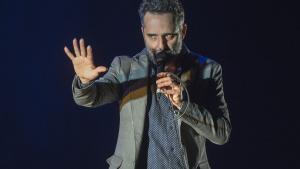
[154,51,183,109]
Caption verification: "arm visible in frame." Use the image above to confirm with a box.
[72,56,122,107]
[180,63,231,145]
[156,63,231,145]
[64,38,125,108]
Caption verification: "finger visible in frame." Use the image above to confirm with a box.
[157,72,169,78]
[73,38,81,57]
[87,45,93,61]
[157,80,173,88]
[173,85,181,93]
[166,94,174,102]
[156,76,173,84]
[166,94,179,105]
[95,66,107,74]
[80,38,86,57]
[163,86,180,94]
[64,46,75,60]
[156,78,174,88]
[163,89,176,95]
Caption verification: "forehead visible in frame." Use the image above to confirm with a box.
[143,12,176,33]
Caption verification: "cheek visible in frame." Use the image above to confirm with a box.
[168,38,181,50]
[144,38,156,49]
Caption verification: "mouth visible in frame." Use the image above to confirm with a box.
[155,51,173,64]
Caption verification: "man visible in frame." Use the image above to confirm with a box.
[64,0,231,168]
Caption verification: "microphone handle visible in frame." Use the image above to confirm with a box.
[156,61,165,74]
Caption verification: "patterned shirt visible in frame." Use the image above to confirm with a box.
[147,69,188,169]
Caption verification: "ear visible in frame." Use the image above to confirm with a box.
[141,25,144,34]
[141,25,145,38]
[181,23,187,40]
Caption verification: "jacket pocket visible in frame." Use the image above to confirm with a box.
[106,155,123,169]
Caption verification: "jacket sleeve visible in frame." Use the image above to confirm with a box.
[72,56,125,108]
[180,63,231,145]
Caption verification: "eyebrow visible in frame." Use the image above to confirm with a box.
[146,33,178,36]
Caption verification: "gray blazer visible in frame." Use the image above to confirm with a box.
[72,48,231,169]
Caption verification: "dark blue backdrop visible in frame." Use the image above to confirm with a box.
[1,0,299,168]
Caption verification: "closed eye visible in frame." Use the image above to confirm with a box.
[147,34,158,40]
[164,34,178,40]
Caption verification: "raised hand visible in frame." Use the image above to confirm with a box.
[64,38,107,84]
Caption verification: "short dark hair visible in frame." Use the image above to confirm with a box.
[138,0,185,26]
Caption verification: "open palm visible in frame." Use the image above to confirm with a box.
[64,38,107,84]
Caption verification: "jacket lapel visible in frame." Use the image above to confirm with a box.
[127,54,150,157]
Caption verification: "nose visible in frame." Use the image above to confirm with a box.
[156,36,167,51]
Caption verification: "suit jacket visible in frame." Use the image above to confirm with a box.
[72,47,231,169]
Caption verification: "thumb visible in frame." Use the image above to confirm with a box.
[95,66,107,74]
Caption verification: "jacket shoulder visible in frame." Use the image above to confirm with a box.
[190,51,219,66]
[189,51,222,78]
[110,49,148,79]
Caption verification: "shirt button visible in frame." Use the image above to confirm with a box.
[171,147,174,152]
[170,126,174,130]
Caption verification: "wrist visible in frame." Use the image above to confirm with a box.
[79,78,91,84]
[174,102,183,110]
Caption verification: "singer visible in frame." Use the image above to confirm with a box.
[64,0,231,168]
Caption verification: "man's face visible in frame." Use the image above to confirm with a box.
[142,12,187,56]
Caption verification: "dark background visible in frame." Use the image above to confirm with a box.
[1,0,299,168]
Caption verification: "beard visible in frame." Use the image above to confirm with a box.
[150,45,182,73]
[146,43,183,66]
[154,50,174,64]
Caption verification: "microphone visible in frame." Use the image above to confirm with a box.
[153,51,172,93]
[154,51,171,74]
